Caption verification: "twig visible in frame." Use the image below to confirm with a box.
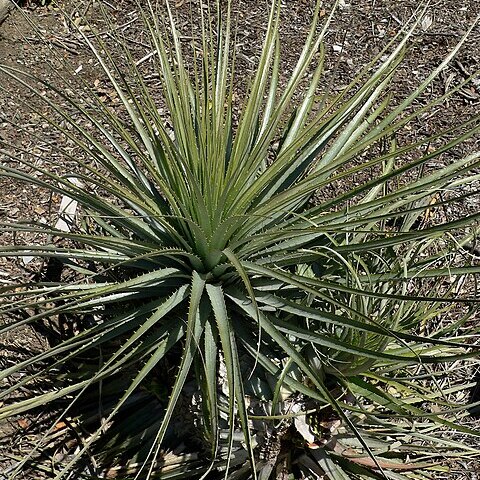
[420,31,460,37]
[25,36,79,55]
[135,50,156,67]
[86,16,138,39]
[455,59,473,79]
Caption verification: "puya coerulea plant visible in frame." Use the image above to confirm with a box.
[1,0,480,478]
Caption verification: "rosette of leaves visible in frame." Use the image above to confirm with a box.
[1,0,480,479]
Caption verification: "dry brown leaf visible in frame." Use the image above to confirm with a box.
[17,418,30,429]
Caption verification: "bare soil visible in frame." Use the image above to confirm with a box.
[0,0,479,478]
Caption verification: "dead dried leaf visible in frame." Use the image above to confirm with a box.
[18,418,30,429]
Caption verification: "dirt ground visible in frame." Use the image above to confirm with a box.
[0,0,480,478]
